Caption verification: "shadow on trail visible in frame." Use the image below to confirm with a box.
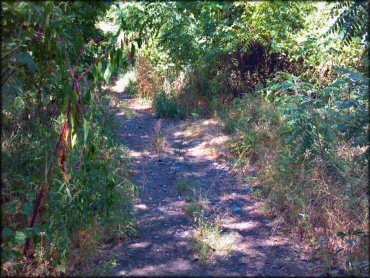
[104,85,314,276]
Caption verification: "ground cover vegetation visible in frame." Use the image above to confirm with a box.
[1,0,369,276]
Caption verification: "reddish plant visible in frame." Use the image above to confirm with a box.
[23,34,109,258]
[94,37,103,44]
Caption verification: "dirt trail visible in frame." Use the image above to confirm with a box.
[103,89,318,276]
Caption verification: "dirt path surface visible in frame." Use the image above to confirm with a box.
[105,89,317,276]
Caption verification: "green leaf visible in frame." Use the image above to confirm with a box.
[337,231,347,238]
[13,52,37,72]
[17,2,30,16]
[65,187,72,200]
[88,143,97,158]
[107,175,115,189]
[9,201,19,214]
[62,83,72,113]
[14,96,25,111]
[2,228,15,239]
[103,63,113,83]
[84,90,91,104]
[97,61,103,76]
[71,133,78,149]
[25,228,34,238]
[83,118,90,143]
[57,257,67,273]
[353,229,365,236]
[22,202,34,218]
[15,231,27,244]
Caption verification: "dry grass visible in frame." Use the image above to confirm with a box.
[181,184,237,268]
[178,118,231,163]
[118,101,138,119]
[222,96,369,275]
[193,215,237,267]
[136,56,163,99]
[69,227,100,268]
[182,125,205,139]
[152,119,167,153]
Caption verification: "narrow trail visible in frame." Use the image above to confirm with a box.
[105,88,317,276]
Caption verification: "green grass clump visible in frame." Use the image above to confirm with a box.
[176,180,192,195]
[193,214,237,267]
[126,80,138,97]
[153,92,186,119]
[186,202,203,217]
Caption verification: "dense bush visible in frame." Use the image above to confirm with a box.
[1,2,136,275]
[219,71,368,274]
[153,92,185,120]
[2,89,137,275]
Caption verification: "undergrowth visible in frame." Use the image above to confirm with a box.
[192,213,237,268]
[1,88,137,276]
[179,182,237,268]
[218,72,369,275]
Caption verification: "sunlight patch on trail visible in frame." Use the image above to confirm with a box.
[221,220,261,232]
[117,259,193,276]
[128,242,151,249]
[111,70,136,93]
[129,150,149,158]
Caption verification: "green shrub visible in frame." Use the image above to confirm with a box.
[176,180,192,195]
[126,80,138,97]
[186,202,203,218]
[153,92,186,119]
[222,71,369,275]
[1,93,136,275]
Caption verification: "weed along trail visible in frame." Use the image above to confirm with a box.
[100,81,319,277]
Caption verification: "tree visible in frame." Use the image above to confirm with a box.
[329,0,369,46]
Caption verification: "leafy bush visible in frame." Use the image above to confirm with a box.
[153,92,186,119]
[126,80,138,97]
[1,90,136,275]
[219,70,369,274]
